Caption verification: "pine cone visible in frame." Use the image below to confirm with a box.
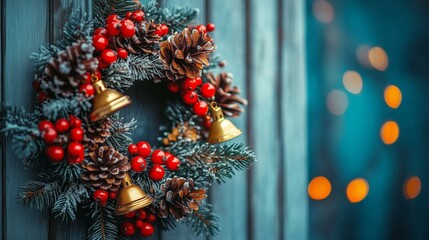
[206,72,248,117]
[81,146,130,191]
[161,122,201,146]
[40,39,98,97]
[84,117,113,151]
[113,20,162,55]
[158,177,207,219]
[159,28,216,80]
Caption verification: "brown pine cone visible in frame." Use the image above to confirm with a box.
[39,39,98,97]
[84,117,113,151]
[112,20,162,55]
[206,72,248,117]
[159,28,216,80]
[161,122,201,146]
[158,177,207,219]
[81,146,130,191]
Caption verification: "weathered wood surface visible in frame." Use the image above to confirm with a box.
[0,0,307,239]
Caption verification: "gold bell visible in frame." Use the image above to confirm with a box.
[207,102,242,144]
[90,75,132,122]
[115,173,153,216]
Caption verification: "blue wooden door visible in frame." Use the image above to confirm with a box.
[0,0,307,239]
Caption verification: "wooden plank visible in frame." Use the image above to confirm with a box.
[4,0,50,239]
[281,0,308,239]
[248,0,281,239]
[209,0,249,239]
[0,0,4,238]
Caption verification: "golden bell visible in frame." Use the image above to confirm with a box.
[115,173,153,216]
[90,75,131,122]
[207,102,242,144]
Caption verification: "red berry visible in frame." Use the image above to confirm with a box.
[193,101,208,116]
[154,27,164,36]
[128,143,138,155]
[125,12,133,19]
[106,21,121,36]
[131,156,147,172]
[38,120,54,131]
[136,141,151,157]
[120,19,135,38]
[203,118,212,129]
[135,219,144,228]
[67,142,84,157]
[109,191,117,199]
[69,117,82,128]
[37,91,49,104]
[54,118,70,133]
[130,10,145,22]
[79,83,95,97]
[139,222,154,237]
[166,157,180,171]
[151,150,165,164]
[136,209,147,220]
[149,164,165,181]
[121,222,136,236]
[97,57,109,69]
[93,189,108,202]
[101,49,117,65]
[83,72,92,84]
[42,128,57,145]
[167,82,180,93]
[92,34,109,51]
[70,127,84,141]
[117,48,128,59]
[94,27,108,36]
[32,80,42,92]
[182,77,198,91]
[106,14,120,24]
[183,91,198,105]
[206,23,216,32]
[124,211,136,218]
[146,213,156,222]
[67,153,84,164]
[201,83,216,98]
[46,145,64,162]
[94,70,102,80]
[164,151,174,161]
[160,24,169,35]
[196,24,206,33]
[194,76,203,86]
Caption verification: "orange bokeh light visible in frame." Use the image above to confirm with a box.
[346,178,369,203]
[404,176,421,200]
[384,85,402,109]
[368,47,388,71]
[380,121,400,145]
[308,176,332,200]
[343,71,363,94]
[313,0,334,24]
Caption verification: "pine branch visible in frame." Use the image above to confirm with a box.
[52,161,84,186]
[105,113,137,153]
[86,201,119,240]
[92,0,140,28]
[19,180,61,211]
[144,0,199,33]
[52,184,89,221]
[185,203,220,238]
[103,54,164,91]
[41,93,92,120]
[157,214,177,232]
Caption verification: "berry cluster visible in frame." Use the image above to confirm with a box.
[120,209,156,237]
[38,116,85,164]
[128,141,181,181]
[93,189,117,207]
[92,11,169,69]
[194,23,216,33]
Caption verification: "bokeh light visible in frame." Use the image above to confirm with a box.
[346,178,369,203]
[380,121,400,145]
[308,176,332,200]
[342,71,363,94]
[326,90,348,115]
[313,0,334,23]
[384,85,402,109]
[368,47,388,71]
[404,176,421,200]
[356,45,371,67]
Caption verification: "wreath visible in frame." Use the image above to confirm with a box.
[0,0,256,239]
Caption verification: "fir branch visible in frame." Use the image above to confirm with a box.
[86,201,119,240]
[185,204,220,238]
[144,0,199,33]
[103,54,164,91]
[52,161,84,186]
[41,94,92,120]
[19,180,61,211]
[105,113,137,152]
[52,184,89,221]
[157,215,177,232]
[92,0,140,28]
[164,101,194,123]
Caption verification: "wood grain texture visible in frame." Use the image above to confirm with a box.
[209,0,249,240]
[4,0,50,239]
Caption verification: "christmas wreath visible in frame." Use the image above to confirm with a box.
[0,0,255,239]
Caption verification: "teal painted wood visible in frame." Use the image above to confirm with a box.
[0,1,4,238]
[281,0,307,239]
[4,0,50,239]
[209,0,249,240]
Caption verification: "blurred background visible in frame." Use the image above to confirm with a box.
[307,0,429,239]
